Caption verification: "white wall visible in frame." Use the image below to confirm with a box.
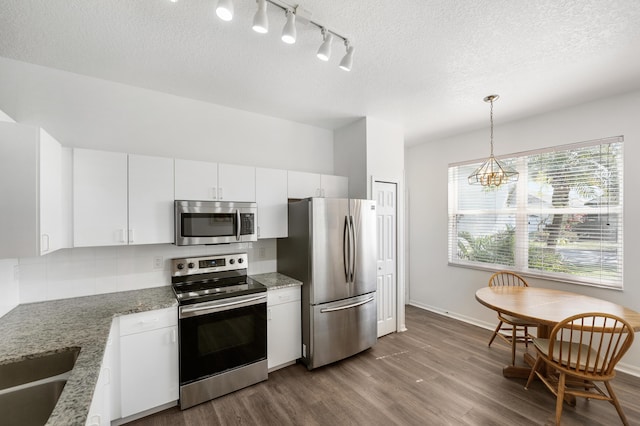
[0,56,334,173]
[334,118,367,199]
[0,56,336,307]
[406,89,640,374]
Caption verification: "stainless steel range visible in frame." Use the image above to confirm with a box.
[171,253,267,410]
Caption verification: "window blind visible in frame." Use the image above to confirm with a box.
[448,137,624,289]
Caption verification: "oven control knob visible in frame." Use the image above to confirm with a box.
[188,262,195,269]
[229,259,235,265]
[177,263,185,270]
[238,258,244,264]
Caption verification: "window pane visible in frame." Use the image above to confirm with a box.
[448,138,623,288]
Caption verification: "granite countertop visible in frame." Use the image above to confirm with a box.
[0,286,177,426]
[250,272,302,290]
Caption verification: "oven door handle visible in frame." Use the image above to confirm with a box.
[179,294,266,318]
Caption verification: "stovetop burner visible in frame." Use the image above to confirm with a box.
[171,253,266,305]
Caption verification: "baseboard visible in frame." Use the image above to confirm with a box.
[407,301,640,379]
[112,401,177,425]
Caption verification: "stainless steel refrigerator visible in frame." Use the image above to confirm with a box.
[277,197,377,370]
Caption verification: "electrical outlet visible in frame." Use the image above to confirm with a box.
[258,247,266,259]
[153,256,163,270]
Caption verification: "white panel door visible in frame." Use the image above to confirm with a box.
[218,163,256,202]
[321,174,348,198]
[374,181,397,337]
[287,170,321,199]
[174,158,218,201]
[128,154,174,245]
[256,167,288,239]
[73,149,128,247]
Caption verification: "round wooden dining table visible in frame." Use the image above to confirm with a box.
[475,286,640,378]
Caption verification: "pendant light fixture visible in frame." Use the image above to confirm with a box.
[468,95,519,187]
[215,0,234,22]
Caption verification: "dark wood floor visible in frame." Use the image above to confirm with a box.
[129,306,640,425]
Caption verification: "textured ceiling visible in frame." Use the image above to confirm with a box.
[1,0,639,145]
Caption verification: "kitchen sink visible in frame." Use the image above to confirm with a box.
[0,380,68,426]
[0,348,80,426]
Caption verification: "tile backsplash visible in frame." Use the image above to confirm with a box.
[0,259,19,316]
[17,239,277,304]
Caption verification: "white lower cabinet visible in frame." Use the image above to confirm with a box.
[118,307,178,419]
[86,326,115,426]
[267,286,301,371]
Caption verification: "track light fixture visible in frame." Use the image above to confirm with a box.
[281,9,297,44]
[316,28,333,61]
[212,0,354,71]
[339,40,354,72]
[252,0,268,34]
[215,0,234,22]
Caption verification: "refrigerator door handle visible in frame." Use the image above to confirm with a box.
[320,296,375,313]
[343,216,350,282]
[349,215,356,283]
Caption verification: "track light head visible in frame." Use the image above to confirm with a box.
[281,9,297,44]
[252,0,268,34]
[339,41,354,71]
[216,0,234,22]
[316,29,333,61]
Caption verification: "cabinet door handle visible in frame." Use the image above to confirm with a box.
[267,308,272,321]
[171,328,177,343]
[211,187,217,200]
[120,229,127,243]
[104,367,111,385]
[257,226,261,238]
[219,187,223,200]
[41,234,50,252]
[128,229,134,243]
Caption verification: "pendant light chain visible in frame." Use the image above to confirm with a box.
[489,97,494,157]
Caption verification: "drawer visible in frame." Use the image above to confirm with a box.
[119,307,177,336]
[267,286,301,306]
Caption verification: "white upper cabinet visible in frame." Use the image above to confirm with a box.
[174,160,255,202]
[74,149,174,247]
[321,174,349,198]
[256,168,287,239]
[287,171,320,199]
[287,171,348,199]
[74,149,128,247]
[0,123,68,258]
[218,163,256,202]
[174,158,218,201]
[128,155,174,245]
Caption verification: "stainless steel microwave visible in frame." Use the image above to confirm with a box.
[174,200,257,246]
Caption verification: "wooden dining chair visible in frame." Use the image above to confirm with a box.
[487,271,537,365]
[525,312,635,426]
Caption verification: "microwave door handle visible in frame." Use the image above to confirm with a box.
[236,210,241,241]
